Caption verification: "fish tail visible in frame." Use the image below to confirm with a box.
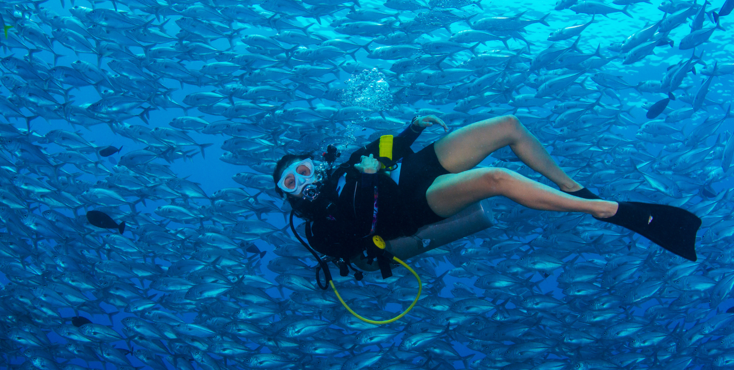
[301,22,315,37]
[361,40,372,53]
[138,106,153,125]
[723,103,732,120]
[118,221,125,234]
[226,33,236,49]
[716,17,726,30]
[539,14,550,27]
[199,143,213,159]
[623,5,633,18]
[571,35,582,52]
[52,51,64,67]
[469,42,481,56]
[24,115,38,133]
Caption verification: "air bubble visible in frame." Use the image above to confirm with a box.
[340,68,393,112]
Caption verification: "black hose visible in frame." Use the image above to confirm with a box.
[289,211,331,290]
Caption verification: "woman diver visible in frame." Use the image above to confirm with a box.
[273,115,702,275]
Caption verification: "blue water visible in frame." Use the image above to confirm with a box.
[1,0,734,369]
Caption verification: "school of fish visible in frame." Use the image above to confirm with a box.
[1,0,734,369]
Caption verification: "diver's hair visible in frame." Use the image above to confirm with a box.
[273,152,318,219]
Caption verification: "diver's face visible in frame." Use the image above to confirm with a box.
[278,158,315,196]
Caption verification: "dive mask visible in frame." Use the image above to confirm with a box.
[278,158,322,201]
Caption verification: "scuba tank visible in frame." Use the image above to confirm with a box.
[351,199,495,272]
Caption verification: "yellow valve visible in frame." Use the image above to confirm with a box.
[373,235,386,249]
[378,135,393,169]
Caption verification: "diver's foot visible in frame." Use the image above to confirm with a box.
[562,187,601,200]
[592,201,620,219]
[595,202,654,225]
[559,182,583,193]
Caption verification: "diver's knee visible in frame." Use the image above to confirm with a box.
[501,115,524,135]
[503,114,520,126]
[483,115,523,143]
[481,168,511,193]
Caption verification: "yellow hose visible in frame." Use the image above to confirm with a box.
[330,255,421,325]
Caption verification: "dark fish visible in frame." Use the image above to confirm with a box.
[715,0,734,19]
[702,184,717,198]
[646,92,676,119]
[71,316,92,327]
[86,210,126,234]
[246,245,267,258]
[99,145,123,157]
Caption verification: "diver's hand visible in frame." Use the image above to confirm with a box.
[354,154,381,174]
[412,115,449,132]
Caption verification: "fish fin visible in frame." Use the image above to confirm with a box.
[570,35,582,52]
[538,14,550,27]
[138,106,153,125]
[360,40,372,53]
[716,17,726,31]
[199,143,213,159]
[622,5,633,18]
[469,43,481,56]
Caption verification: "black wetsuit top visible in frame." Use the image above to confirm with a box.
[305,123,426,259]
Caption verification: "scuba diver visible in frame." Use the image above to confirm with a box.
[273,115,702,275]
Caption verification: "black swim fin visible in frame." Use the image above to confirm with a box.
[596,202,701,261]
[563,188,701,261]
[563,187,601,200]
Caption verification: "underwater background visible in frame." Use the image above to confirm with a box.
[1,0,734,368]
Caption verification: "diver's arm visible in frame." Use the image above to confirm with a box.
[395,116,426,146]
[384,115,448,161]
[346,119,425,166]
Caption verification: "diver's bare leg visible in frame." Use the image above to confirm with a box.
[426,167,618,218]
[433,115,582,192]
